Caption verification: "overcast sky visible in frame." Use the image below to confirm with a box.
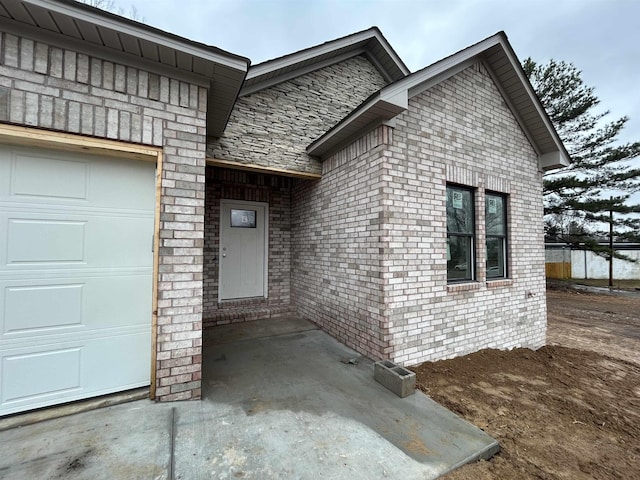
[124,0,639,146]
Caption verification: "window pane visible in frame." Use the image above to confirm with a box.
[447,187,473,234]
[230,209,257,228]
[485,194,505,235]
[486,237,505,278]
[447,235,472,281]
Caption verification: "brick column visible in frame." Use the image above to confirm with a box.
[154,89,208,401]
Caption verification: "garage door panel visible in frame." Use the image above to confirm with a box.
[1,150,155,211]
[80,274,153,330]
[3,283,83,334]
[0,330,150,415]
[1,347,82,406]
[10,154,89,201]
[88,214,154,267]
[6,219,86,264]
[0,144,156,416]
[1,274,152,341]
[1,211,153,269]
[88,157,156,210]
[81,331,152,389]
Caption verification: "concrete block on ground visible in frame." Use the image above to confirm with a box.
[374,360,416,398]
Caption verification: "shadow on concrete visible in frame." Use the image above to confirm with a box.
[0,317,498,480]
[181,317,499,478]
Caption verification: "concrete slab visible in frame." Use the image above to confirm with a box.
[187,325,498,479]
[0,320,498,480]
[0,388,149,432]
[0,401,172,480]
[204,316,318,346]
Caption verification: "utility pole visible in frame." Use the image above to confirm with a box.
[609,197,613,288]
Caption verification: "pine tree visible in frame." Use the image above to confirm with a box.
[523,58,640,259]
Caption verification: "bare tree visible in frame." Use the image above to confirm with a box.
[77,0,144,22]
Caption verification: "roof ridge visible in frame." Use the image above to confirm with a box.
[251,27,386,69]
[242,27,409,97]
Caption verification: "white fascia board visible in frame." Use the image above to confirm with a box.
[24,0,248,72]
[307,91,407,156]
[406,59,476,99]
[398,32,571,168]
[0,16,210,86]
[247,27,409,81]
[496,35,571,164]
[364,51,397,84]
[398,35,505,100]
[370,29,411,76]
[247,29,377,80]
[478,56,545,160]
[241,48,367,96]
[379,88,408,110]
[370,37,493,108]
[539,151,571,171]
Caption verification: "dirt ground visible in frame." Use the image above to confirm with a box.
[412,285,640,479]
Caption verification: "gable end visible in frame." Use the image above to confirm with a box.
[241,27,409,97]
[308,32,570,171]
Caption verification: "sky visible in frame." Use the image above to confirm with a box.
[122,0,640,146]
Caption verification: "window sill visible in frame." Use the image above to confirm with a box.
[486,278,513,288]
[447,282,482,293]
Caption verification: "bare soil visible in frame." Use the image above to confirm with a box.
[546,286,639,366]
[412,286,640,479]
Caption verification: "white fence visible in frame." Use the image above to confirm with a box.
[571,248,640,280]
[545,244,640,280]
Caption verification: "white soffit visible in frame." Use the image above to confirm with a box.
[0,0,250,137]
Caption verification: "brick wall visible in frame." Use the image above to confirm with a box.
[203,167,293,326]
[384,62,546,366]
[207,55,388,175]
[292,62,546,366]
[0,32,207,401]
[202,55,390,330]
[291,126,393,360]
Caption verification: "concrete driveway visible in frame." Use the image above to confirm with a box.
[0,318,498,479]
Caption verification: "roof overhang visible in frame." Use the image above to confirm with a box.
[0,0,250,137]
[241,27,409,97]
[308,32,571,172]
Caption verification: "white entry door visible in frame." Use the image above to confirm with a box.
[0,145,155,416]
[219,200,268,300]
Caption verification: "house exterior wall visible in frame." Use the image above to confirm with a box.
[203,55,390,334]
[292,62,546,366]
[384,62,547,365]
[207,55,388,175]
[0,32,207,401]
[203,167,293,326]
[291,126,392,360]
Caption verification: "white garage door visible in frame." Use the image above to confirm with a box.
[0,145,155,416]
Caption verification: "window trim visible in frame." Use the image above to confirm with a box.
[485,191,508,280]
[446,184,476,283]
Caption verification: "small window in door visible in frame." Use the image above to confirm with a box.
[230,209,257,228]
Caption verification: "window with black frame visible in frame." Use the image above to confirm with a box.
[485,193,507,279]
[446,185,474,282]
